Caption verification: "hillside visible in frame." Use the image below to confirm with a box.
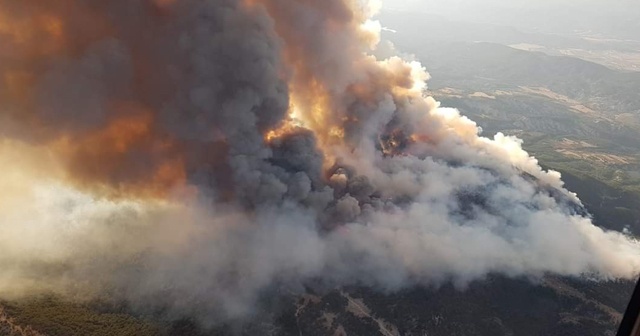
[379,30,640,231]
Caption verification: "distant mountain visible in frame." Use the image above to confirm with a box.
[379,36,640,231]
[389,39,640,115]
[380,3,640,41]
[378,12,606,51]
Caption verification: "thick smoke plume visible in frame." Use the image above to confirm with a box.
[1,0,639,321]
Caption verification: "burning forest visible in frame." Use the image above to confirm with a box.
[0,0,639,323]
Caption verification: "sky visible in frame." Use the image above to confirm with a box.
[381,0,640,39]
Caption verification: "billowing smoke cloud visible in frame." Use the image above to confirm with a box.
[0,0,639,322]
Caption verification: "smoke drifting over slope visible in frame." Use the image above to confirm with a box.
[1,0,639,320]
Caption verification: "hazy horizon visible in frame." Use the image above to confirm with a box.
[382,0,640,40]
